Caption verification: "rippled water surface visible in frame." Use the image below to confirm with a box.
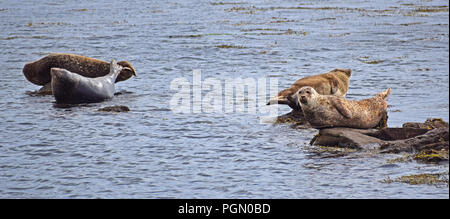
[0,0,448,198]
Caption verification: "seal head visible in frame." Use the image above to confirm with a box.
[297,86,315,104]
[117,60,137,81]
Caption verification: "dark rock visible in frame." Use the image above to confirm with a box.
[98,105,130,112]
[368,127,428,141]
[310,118,449,161]
[413,148,449,163]
[402,118,448,129]
[114,90,133,96]
[312,128,384,150]
[275,110,311,128]
[25,83,53,96]
[379,127,449,153]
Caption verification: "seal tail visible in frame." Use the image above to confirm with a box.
[267,95,287,105]
[377,88,391,100]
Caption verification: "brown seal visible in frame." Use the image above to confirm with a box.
[267,68,352,110]
[297,86,391,129]
[23,53,136,86]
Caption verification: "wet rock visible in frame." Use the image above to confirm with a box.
[25,82,53,96]
[381,172,449,186]
[402,118,448,129]
[367,127,428,141]
[114,90,133,96]
[275,110,311,128]
[310,118,449,161]
[413,148,449,163]
[311,128,384,150]
[379,126,449,153]
[98,105,130,112]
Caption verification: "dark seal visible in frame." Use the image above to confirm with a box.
[51,59,124,104]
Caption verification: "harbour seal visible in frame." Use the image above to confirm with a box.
[267,68,352,110]
[297,86,391,129]
[23,53,136,86]
[51,59,123,104]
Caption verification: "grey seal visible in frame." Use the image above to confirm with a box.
[51,59,125,104]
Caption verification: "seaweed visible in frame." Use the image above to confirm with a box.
[382,172,449,186]
[73,8,88,12]
[414,149,449,163]
[169,34,203,38]
[211,2,248,6]
[216,44,247,49]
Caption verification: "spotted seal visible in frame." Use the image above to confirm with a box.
[297,86,391,129]
[51,59,124,104]
[267,69,352,110]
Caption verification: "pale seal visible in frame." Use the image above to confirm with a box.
[51,59,124,104]
[297,86,391,129]
[23,53,136,86]
[267,69,352,110]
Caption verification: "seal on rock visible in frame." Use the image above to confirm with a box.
[267,69,352,110]
[297,86,391,129]
[51,59,123,104]
[23,53,136,86]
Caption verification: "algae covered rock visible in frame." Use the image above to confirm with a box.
[98,105,130,113]
[275,110,311,128]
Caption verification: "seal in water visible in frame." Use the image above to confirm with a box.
[267,69,352,110]
[297,86,391,129]
[23,53,136,86]
[51,59,123,104]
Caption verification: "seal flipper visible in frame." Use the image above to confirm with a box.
[286,93,301,111]
[330,77,340,95]
[267,87,292,106]
[108,59,122,82]
[330,97,352,119]
[376,88,391,100]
